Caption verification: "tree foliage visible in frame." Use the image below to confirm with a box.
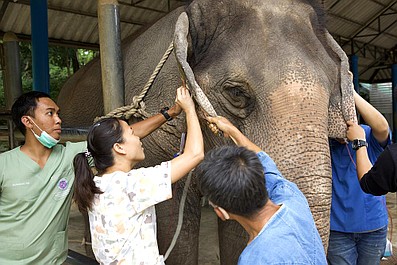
[0,42,97,107]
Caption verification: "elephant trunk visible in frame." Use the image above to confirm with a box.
[262,82,332,251]
[274,138,332,251]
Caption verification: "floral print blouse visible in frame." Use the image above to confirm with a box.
[88,162,172,265]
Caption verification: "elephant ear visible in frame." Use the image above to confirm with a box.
[326,32,357,139]
[173,12,218,117]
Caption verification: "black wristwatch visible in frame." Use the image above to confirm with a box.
[160,107,173,121]
[352,139,368,150]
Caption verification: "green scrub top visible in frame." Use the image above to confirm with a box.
[0,141,86,264]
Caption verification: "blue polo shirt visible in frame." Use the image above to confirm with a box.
[329,125,389,232]
[238,151,326,265]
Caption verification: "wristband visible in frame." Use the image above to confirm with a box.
[160,107,173,121]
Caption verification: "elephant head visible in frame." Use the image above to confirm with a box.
[57,0,357,264]
[171,0,356,258]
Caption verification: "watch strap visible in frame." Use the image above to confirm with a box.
[160,107,173,121]
[352,139,368,150]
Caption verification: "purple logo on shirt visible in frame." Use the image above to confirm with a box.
[58,178,68,190]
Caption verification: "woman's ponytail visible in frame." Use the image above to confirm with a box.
[73,152,103,213]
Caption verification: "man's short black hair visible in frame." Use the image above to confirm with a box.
[197,145,269,218]
[11,91,51,135]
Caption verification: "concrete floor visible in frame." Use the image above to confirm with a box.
[382,193,397,264]
[66,195,397,265]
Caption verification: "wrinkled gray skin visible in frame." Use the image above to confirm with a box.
[58,0,357,264]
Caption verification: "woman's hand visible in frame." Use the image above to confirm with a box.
[175,86,195,113]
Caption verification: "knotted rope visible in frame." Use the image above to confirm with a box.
[93,42,175,123]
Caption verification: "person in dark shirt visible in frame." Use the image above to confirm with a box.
[346,121,397,195]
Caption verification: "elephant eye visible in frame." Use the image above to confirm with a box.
[222,85,253,109]
[221,83,255,118]
[230,87,244,97]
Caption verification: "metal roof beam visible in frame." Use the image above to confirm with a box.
[327,12,397,42]
[368,68,380,83]
[15,0,145,26]
[327,0,343,11]
[369,0,397,11]
[352,20,397,55]
[119,0,188,14]
[357,50,393,80]
[0,0,9,25]
[0,31,100,50]
[334,34,391,61]
[343,0,397,42]
[118,0,168,14]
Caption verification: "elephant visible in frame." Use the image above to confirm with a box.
[57,0,357,264]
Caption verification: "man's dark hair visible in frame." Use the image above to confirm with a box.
[11,91,51,135]
[197,146,268,218]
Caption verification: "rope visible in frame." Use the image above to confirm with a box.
[164,170,193,261]
[94,42,174,122]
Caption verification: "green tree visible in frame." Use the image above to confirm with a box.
[0,42,97,107]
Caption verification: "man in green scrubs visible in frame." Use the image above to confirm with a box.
[0,91,181,264]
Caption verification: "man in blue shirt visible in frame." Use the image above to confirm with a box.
[328,90,390,265]
[197,116,326,265]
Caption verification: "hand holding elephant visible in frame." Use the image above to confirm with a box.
[206,116,262,153]
[164,86,188,119]
[206,116,236,138]
[174,86,194,115]
[346,121,366,141]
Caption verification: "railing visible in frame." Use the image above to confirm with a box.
[0,109,16,149]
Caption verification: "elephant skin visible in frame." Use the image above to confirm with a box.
[57,0,357,264]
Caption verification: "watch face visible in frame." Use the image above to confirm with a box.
[352,139,367,150]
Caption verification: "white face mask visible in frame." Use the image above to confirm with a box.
[28,117,59,148]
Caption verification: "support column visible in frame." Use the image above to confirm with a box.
[350,54,359,92]
[98,0,125,115]
[392,64,397,142]
[30,0,50,94]
[3,32,22,149]
[3,32,22,109]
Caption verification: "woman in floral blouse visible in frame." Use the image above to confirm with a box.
[73,86,204,265]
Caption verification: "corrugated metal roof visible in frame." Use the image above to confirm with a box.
[0,0,187,47]
[325,0,397,83]
[0,0,396,83]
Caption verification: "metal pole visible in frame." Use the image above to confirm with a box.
[350,54,359,92]
[392,64,397,142]
[30,0,50,94]
[3,32,22,149]
[98,0,125,115]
